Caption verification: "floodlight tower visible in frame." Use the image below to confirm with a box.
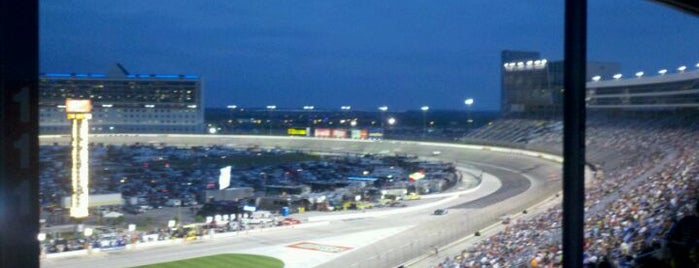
[464,98,474,134]
[420,106,429,139]
[66,99,92,219]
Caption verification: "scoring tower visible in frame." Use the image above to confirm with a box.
[65,99,92,219]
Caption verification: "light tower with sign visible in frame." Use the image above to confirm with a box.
[66,99,92,219]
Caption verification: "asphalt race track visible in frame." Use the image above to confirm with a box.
[39,134,563,268]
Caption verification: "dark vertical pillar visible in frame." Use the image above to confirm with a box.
[563,0,587,267]
[0,1,40,267]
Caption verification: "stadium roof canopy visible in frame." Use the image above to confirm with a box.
[652,0,699,15]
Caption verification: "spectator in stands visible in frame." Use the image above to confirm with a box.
[666,199,699,268]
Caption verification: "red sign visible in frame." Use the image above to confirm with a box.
[314,128,331,138]
[332,129,347,138]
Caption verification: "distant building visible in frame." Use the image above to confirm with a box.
[39,64,204,134]
[500,50,620,118]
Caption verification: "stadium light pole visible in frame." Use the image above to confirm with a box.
[379,105,388,136]
[421,106,429,140]
[387,117,396,127]
[266,105,276,135]
[563,0,587,266]
[303,105,314,131]
[227,105,237,133]
[464,98,474,134]
[341,105,353,130]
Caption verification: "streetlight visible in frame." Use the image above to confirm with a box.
[464,98,474,106]
[387,117,396,126]
[303,105,314,130]
[340,106,353,130]
[464,98,474,133]
[82,227,93,250]
[378,106,388,135]
[266,105,276,135]
[421,106,429,139]
[226,105,237,132]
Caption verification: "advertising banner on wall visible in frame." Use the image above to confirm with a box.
[314,128,331,138]
[367,128,383,140]
[332,129,347,139]
[287,128,310,136]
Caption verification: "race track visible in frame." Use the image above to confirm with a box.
[40,134,563,268]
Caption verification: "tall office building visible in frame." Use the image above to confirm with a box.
[39,64,204,134]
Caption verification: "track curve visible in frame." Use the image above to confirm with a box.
[40,134,563,268]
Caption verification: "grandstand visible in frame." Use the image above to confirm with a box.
[587,68,699,109]
[472,64,699,149]
[449,63,699,267]
[446,118,698,267]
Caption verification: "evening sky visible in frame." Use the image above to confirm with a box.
[40,1,699,111]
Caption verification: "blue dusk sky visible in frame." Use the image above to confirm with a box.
[40,1,698,111]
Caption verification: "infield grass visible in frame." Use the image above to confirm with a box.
[132,253,284,268]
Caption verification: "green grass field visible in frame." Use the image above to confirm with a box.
[132,253,284,268]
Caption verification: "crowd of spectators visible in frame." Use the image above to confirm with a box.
[437,116,698,267]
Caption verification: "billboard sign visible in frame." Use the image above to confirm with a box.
[332,129,347,139]
[314,128,331,138]
[368,128,383,140]
[351,129,369,140]
[287,128,309,136]
[350,129,361,139]
[219,166,231,190]
[65,99,92,113]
